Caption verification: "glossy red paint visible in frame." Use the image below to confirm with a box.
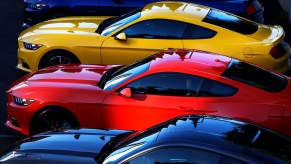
[6,49,291,136]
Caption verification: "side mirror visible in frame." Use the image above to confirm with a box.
[119,88,132,98]
[114,33,127,41]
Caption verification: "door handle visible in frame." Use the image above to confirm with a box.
[176,106,194,112]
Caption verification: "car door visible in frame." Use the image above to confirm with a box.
[196,77,238,116]
[100,19,185,65]
[101,73,203,130]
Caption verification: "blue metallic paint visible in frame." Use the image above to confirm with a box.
[23,0,264,28]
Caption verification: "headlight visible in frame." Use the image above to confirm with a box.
[28,3,47,10]
[23,42,43,50]
[13,96,35,106]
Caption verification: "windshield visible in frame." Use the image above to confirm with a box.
[95,132,133,163]
[102,55,154,91]
[102,118,180,163]
[96,8,142,36]
[222,59,288,92]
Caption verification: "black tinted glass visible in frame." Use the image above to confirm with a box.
[198,78,238,97]
[183,24,217,39]
[103,55,154,91]
[127,73,203,96]
[100,9,141,36]
[243,129,291,163]
[203,9,258,35]
[129,147,221,164]
[222,59,287,92]
[121,19,187,39]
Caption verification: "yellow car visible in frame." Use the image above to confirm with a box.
[18,1,291,73]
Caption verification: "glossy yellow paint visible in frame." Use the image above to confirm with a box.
[17,1,290,73]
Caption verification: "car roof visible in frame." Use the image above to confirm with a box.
[154,115,253,150]
[149,115,291,162]
[141,1,210,21]
[149,49,232,76]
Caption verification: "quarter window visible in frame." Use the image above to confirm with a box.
[198,78,238,97]
[183,24,217,39]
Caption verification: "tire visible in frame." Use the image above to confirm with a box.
[39,51,79,69]
[30,108,79,135]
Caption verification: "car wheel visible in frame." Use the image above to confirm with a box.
[30,108,79,135]
[39,51,80,69]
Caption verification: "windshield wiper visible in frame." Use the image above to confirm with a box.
[97,66,123,88]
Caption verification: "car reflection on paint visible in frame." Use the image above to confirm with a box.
[18,1,288,74]
[1,115,290,163]
[6,49,291,136]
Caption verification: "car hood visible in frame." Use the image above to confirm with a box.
[9,64,120,91]
[20,16,112,39]
[0,129,133,163]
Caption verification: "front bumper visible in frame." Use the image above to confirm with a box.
[17,43,44,73]
[17,59,33,73]
[6,97,36,136]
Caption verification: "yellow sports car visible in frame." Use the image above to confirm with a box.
[18,1,291,73]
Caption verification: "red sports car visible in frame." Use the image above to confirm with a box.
[6,49,291,136]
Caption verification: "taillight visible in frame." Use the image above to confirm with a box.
[246,4,257,15]
[270,41,289,59]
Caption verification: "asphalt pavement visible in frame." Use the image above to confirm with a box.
[0,0,290,154]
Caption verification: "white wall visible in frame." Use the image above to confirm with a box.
[278,0,291,23]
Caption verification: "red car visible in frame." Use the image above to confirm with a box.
[6,49,291,136]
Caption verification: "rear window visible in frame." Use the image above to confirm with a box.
[203,9,258,35]
[222,59,287,92]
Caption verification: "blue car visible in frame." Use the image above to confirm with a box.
[23,0,264,28]
[0,115,290,163]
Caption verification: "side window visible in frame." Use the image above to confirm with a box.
[120,19,187,39]
[126,73,203,96]
[198,78,238,97]
[183,24,217,39]
[127,147,221,164]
